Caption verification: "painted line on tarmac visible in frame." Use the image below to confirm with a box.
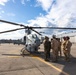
[7,54,69,75]
[7,56,20,58]
[31,55,69,75]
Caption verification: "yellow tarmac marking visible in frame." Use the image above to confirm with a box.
[32,55,69,75]
[7,54,69,75]
[7,56,21,58]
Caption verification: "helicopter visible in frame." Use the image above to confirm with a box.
[0,19,76,55]
[22,29,42,53]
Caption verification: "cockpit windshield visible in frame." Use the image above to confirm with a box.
[32,34,37,39]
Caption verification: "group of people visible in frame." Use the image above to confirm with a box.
[43,35,72,62]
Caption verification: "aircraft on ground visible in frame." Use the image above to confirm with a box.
[0,19,76,55]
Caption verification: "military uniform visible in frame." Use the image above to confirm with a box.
[57,38,62,57]
[44,37,51,61]
[63,37,72,61]
[51,38,59,62]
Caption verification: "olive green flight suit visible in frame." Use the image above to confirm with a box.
[44,39,51,61]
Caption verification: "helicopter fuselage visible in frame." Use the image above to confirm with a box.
[24,34,41,52]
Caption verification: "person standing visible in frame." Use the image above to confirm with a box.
[62,36,72,62]
[57,38,62,57]
[44,36,51,61]
[51,35,59,62]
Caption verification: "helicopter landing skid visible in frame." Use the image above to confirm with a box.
[20,47,30,56]
[20,47,40,57]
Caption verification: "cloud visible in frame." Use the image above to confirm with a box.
[0,23,22,31]
[0,23,25,39]
[47,0,76,27]
[27,16,49,27]
[26,15,56,35]
[0,31,25,39]
[35,0,76,27]
[0,0,9,6]
[27,14,56,27]
[0,0,76,39]
[36,0,53,11]
[26,0,76,36]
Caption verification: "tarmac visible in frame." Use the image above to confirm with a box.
[0,43,76,75]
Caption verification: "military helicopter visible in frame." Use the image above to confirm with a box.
[0,19,76,55]
[22,29,42,53]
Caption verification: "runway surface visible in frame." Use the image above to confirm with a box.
[0,43,76,75]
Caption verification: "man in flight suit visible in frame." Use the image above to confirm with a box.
[44,36,51,61]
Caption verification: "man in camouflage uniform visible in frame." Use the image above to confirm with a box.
[44,36,51,61]
[56,38,62,57]
[62,36,72,62]
[51,35,59,62]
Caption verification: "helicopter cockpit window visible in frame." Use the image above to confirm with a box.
[25,29,31,34]
[32,34,37,39]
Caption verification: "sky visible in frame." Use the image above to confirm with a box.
[0,0,76,39]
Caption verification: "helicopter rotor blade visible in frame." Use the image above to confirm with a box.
[1,19,76,36]
[30,27,76,30]
[0,28,25,34]
[0,19,25,27]
[31,28,42,35]
[45,27,76,30]
[0,20,76,30]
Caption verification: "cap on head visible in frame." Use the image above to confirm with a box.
[66,36,70,40]
[52,35,56,38]
[45,36,49,39]
[63,36,66,40]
